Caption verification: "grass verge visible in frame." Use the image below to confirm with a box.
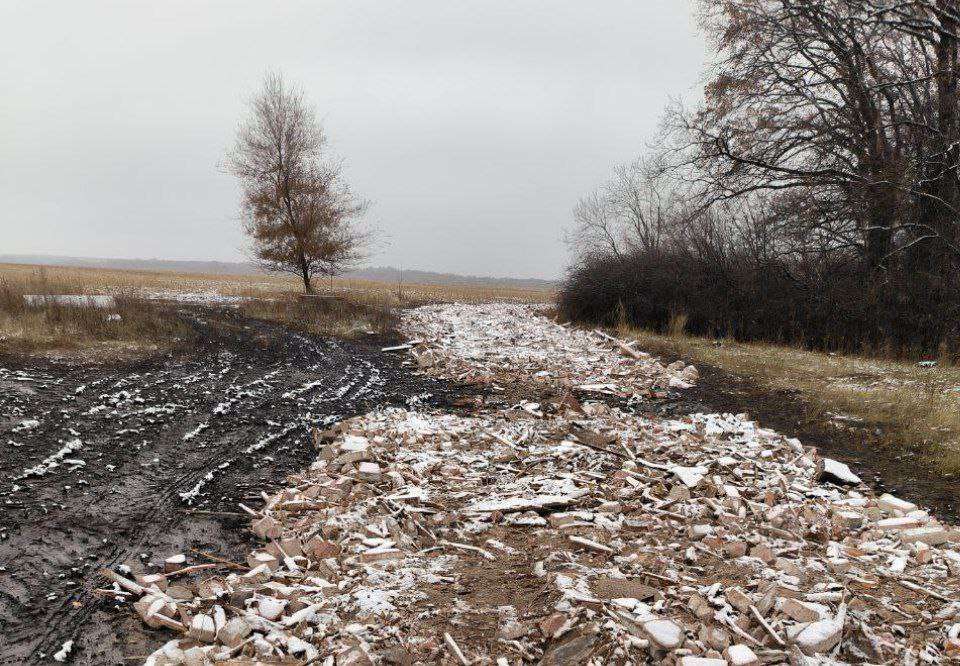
[620,325,960,474]
[0,279,193,358]
[238,293,399,340]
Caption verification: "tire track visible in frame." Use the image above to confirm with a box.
[0,305,463,664]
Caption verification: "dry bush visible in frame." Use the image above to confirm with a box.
[0,275,192,356]
[559,249,960,362]
[239,294,398,339]
[667,311,689,338]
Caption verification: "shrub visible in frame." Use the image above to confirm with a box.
[558,248,960,361]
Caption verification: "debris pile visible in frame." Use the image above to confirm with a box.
[109,303,960,664]
[401,303,699,395]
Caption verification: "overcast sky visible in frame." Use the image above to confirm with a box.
[1,1,707,279]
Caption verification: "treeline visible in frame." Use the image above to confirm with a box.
[561,0,960,359]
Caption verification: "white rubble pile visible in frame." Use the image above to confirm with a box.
[113,303,960,665]
[401,303,699,394]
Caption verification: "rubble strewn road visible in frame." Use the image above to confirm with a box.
[127,304,960,665]
[25,303,960,664]
[0,306,460,665]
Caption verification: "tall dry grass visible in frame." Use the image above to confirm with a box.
[0,263,555,305]
[239,293,399,339]
[0,261,554,355]
[0,268,192,356]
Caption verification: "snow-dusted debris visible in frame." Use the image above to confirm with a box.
[124,402,960,664]
[402,302,698,395]
[113,303,960,664]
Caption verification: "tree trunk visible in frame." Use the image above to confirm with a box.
[863,178,894,272]
[299,254,314,294]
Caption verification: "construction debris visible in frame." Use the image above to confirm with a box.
[401,303,699,396]
[110,303,960,664]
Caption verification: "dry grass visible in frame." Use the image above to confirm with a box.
[621,325,960,473]
[0,262,553,356]
[0,263,555,304]
[239,294,399,339]
[0,272,193,358]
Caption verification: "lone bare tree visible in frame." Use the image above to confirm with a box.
[227,73,366,293]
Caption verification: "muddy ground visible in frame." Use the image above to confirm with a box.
[0,305,466,665]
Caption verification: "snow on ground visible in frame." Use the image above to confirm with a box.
[23,294,116,308]
[134,290,256,305]
[124,303,960,665]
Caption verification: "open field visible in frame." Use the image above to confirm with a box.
[0,262,554,357]
[619,325,960,474]
[0,262,555,304]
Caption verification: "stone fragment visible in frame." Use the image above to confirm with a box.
[878,494,917,516]
[182,647,209,666]
[702,624,731,651]
[217,617,251,648]
[539,612,568,638]
[672,466,709,488]
[134,596,175,629]
[136,573,168,590]
[591,576,657,601]
[643,618,684,650]
[305,536,341,560]
[901,527,956,546]
[257,596,286,621]
[724,644,760,666]
[251,515,281,540]
[878,516,926,531]
[723,541,748,558]
[540,631,598,666]
[780,598,829,623]
[188,614,216,642]
[834,510,863,530]
[163,553,186,572]
[818,458,861,485]
[359,548,405,563]
[725,587,753,613]
[246,551,278,570]
[358,461,382,481]
[750,544,776,564]
[794,606,845,655]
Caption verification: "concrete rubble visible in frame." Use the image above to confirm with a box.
[100,303,960,664]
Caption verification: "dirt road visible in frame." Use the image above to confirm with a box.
[0,306,459,664]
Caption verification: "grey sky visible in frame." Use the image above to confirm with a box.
[1,1,707,279]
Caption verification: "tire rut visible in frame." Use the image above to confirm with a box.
[0,305,464,665]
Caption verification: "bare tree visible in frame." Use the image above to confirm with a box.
[227,73,367,293]
[673,0,960,272]
[561,0,960,358]
[568,158,684,260]
[677,0,909,269]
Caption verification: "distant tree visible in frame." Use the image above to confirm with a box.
[568,158,687,261]
[227,73,367,293]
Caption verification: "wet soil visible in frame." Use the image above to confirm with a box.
[642,354,960,524]
[0,305,467,665]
